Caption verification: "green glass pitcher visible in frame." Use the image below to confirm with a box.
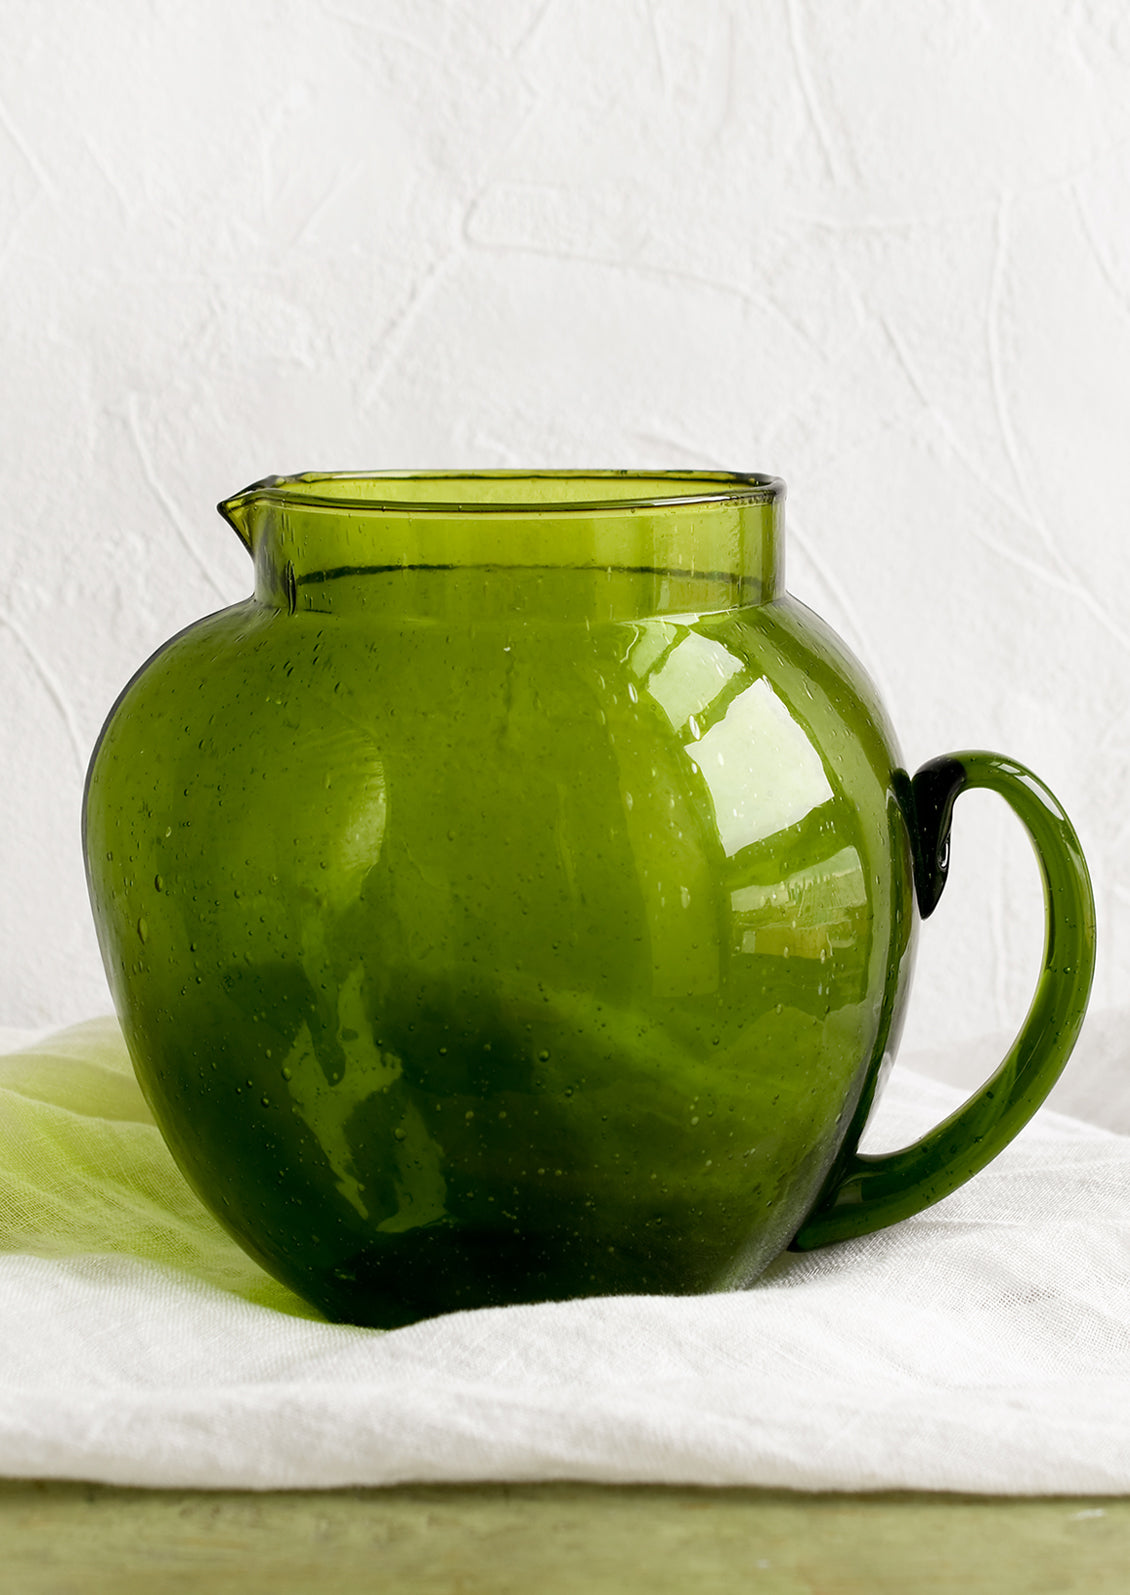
[83,471,1096,1327]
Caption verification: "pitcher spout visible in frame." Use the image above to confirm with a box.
[217,477,283,555]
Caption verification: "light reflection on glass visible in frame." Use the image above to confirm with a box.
[644,632,744,729]
[629,623,870,993]
[683,677,833,856]
[730,846,866,961]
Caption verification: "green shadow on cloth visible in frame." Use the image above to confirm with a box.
[0,1018,326,1322]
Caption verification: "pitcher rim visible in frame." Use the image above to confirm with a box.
[219,469,785,521]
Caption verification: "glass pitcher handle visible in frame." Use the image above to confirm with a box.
[791,751,1096,1251]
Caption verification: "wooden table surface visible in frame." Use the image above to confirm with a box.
[2,1480,1126,1594]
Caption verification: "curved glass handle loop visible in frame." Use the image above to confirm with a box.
[792,751,1096,1251]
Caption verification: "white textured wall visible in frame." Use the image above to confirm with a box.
[1,1,1127,1068]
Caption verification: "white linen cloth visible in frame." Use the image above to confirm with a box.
[1,1013,1128,1493]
